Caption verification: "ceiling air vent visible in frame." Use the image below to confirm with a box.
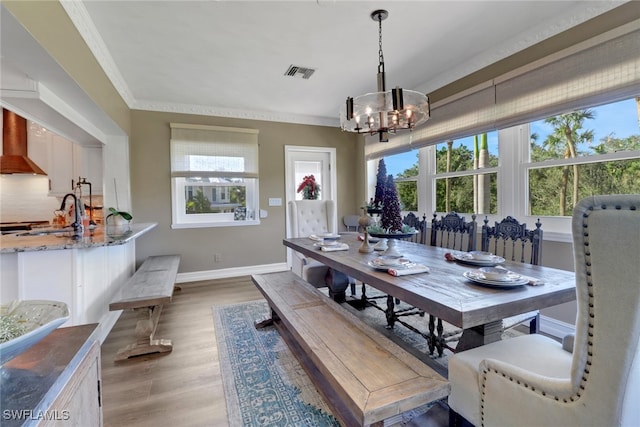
[284,65,315,80]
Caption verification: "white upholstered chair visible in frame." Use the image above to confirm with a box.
[288,200,337,288]
[448,194,640,427]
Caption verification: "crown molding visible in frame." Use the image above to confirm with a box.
[132,99,339,128]
[58,1,340,128]
[60,0,136,108]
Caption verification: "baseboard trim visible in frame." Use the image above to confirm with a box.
[539,315,575,339]
[176,262,289,283]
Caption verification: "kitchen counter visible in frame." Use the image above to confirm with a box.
[0,223,157,253]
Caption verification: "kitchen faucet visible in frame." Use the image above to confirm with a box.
[60,193,84,238]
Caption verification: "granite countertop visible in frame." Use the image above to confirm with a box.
[0,222,157,253]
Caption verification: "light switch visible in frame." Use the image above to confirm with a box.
[268,198,282,206]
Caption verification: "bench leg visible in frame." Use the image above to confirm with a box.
[115,305,173,361]
[255,308,279,329]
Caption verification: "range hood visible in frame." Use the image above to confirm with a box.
[1,108,46,175]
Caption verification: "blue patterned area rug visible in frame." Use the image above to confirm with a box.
[212,300,438,427]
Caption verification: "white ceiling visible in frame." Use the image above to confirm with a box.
[1,1,628,139]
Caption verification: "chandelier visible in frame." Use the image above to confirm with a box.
[340,10,430,142]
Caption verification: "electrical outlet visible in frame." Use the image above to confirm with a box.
[214,253,221,262]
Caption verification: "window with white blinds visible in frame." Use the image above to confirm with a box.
[170,123,260,228]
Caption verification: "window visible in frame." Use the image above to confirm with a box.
[526,98,640,217]
[432,132,499,214]
[383,152,419,211]
[170,123,259,228]
[367,98,639,238]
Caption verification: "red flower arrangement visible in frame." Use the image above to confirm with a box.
[297,175,320,200]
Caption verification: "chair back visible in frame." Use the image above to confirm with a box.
[430,212,477,251]
[343,215,361,232]
[288,200,337,238]
[402,212,427,244]
[567,194,640,425]
[481,216,542,265]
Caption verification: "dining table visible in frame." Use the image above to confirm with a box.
[283,234,576,355]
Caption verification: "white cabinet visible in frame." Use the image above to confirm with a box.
[14,242,134,327]
[28,129,103,196]
[73,144,103,196]
[48,134,75,195]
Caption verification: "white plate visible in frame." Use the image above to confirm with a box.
[320,233,340,240]
[463,271,528,288]
[369,257,413,270]
[313,241,339,248]
[309,234,340,242]
[452,252,505,266]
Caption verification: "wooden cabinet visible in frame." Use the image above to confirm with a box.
[0,324,102,427]
[39,339,102,427]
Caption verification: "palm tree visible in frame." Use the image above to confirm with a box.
[186,188,211,213]
[543,110,595,215]
[445,140,453,212]
[477,133,490,214]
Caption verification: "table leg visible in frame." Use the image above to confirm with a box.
[427,315,436,354]
[456,320,503,352]
[385,295,396,329]
[325,269,350,303]
[436,318,445,357]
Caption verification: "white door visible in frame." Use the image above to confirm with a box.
[284,146,337,266]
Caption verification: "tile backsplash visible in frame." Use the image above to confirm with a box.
[0,175,102,223]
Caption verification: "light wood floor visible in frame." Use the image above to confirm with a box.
[100,276,450,427]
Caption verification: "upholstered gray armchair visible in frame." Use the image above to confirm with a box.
[448,194,640,427]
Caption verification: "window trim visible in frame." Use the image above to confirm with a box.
[169,123,260,229]
[379,117,639,242]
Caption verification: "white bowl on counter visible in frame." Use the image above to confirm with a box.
[0,300,70,365]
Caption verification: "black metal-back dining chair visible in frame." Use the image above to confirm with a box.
[482,215,544,333]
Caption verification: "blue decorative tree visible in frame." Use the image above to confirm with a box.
[381,174,403,232]
[372,158,387,209]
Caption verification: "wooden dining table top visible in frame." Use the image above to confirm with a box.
[283,235,576,330]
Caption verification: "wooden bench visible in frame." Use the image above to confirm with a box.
[109,255,180,361]
[252,271,450,427]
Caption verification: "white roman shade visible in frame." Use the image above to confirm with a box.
[170,123,259,178]
[365,23,640,160]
